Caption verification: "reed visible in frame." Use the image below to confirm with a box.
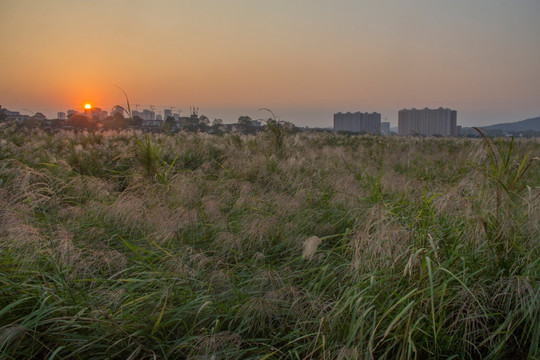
[0,127,538,359]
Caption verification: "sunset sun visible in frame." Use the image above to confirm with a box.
[84,103,92,110]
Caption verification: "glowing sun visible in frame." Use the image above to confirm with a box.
[84,103,92,110]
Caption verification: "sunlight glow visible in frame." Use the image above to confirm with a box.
[84,103,92,110]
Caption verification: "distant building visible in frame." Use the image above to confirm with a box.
[67,110,78,118]
[163,109,172,119]
[5,110,20,118]
[334,112,381,134]
[84,107,107,121]
[32,112,47,121]
[5,110,28,122]
[142,109,155,121]
[398,107,457,137]
[381,122,391,135]
[142,119,162,127]
[57,112,66,120]
[178,115,199,127]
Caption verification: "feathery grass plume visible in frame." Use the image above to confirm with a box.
[201,195,225,223]
[212,232,243,256]
[166,174,201,208]
[259,108,284,154]
[240,214,279,250]
[1,159,57,211]
[0,206,44,252]
[191,331,243,358]
[112,85,133,121]
[66,175,113,202]
[349,204,408,273]
[302,236,322,260]
[51,226,82,270]
[148,204,198,243]
[101,193,148,234]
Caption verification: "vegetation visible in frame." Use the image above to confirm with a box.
[0,124,539,359]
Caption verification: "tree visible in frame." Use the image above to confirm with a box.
[199,115,210,125]
[21,117,41,129]
[237,115,255,134]
[113,111,125,121]
[237,115,252,126]
[103,115,128,130]
[67,114,95,129]
[164,116,177,132]
[131,116,143,127]
[212,118,223,126]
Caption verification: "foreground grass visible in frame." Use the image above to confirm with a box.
[0,125,539,359]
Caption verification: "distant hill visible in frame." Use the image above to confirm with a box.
[480,116,540,133]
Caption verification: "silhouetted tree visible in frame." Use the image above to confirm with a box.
[131,116,143,127]
[113,112,125,121]
[21,117,41,129]
[238,115,252,125]
[199,115,210,125]
[103,115,128,130]
[237,115,255,134]
[163,116,177,132]
[67,114,96,129]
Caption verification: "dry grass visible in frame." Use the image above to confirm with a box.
[0,128,538,359]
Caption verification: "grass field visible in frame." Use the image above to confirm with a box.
[1,123,539,359]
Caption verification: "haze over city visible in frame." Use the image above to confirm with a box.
[1,0,539,127]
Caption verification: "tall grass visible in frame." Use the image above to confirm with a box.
[0,126,539,359]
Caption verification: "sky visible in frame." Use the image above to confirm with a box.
[1,0,539,127]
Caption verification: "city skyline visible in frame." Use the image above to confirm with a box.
[1,1,539,127]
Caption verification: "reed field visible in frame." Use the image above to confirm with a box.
[0,123,539,359]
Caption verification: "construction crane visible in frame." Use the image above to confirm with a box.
[134,104,158,112]
[155,105,175,111]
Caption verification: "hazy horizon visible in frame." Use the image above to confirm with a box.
[1,0,539,127]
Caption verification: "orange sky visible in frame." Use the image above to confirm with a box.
[1,0,539,127]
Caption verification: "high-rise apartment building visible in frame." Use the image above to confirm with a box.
[334,112,381,134]
[380,122,391,135]
[163,109,172,119]
[132,109,155,121]
[398,107,457,136]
